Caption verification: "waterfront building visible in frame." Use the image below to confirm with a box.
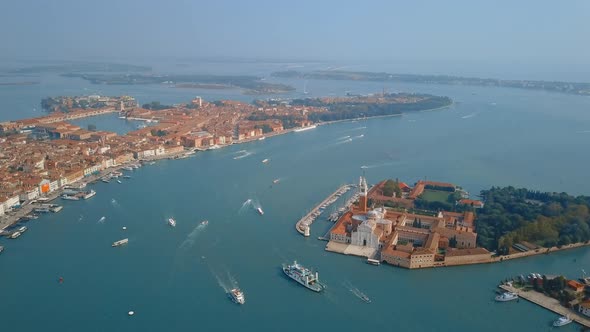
[328,177,490,269]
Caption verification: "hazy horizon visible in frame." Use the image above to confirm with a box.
[1,0,589,81]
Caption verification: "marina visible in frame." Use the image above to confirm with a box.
[295,184,353,236]
[499,283,590,328]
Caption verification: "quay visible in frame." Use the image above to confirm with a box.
[295,184,353,236]
[499,284,590,328]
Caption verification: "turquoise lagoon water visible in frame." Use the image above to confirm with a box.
[0,62,589,331]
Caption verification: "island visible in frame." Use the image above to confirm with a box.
[0,91,450,231]
[63,73,295,95]
[10,62,151,74]
[317,177,590,269]
[272,70,590,96]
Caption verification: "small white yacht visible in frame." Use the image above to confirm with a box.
[257,207,264,215]
[553,315,572,327]
[112,238,129,247]
[262,158,269,164]
[168,218,176,227]
[229,288,245,304]
[495,292,518,302]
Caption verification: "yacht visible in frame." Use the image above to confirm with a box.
[18,226,27,233]
[495,292,518,302]
[257,207,264,215]
[200,220,209,226]
[273,179,280,184]
[262,159,269,164]
[553,315,572,327]
[229,288,245,304]
[10,231,22,239]
[112,238,129,247]
[168,218,176,227]
[116,180,122,184]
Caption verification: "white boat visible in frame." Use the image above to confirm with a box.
[123,166,134,171]
[101,178,110,183]
[200,220,209,226]
[367,258,380,266]
[10,231,22,239]
[207,145,221,150]
[495,292,518,302]
[18,226,27,233]
[168,218,176,227]
[61,194,80,201]
[258,136,266,141]
[117,180,122,184]
[553,315,572,327]
[293,125,317,132]
[122,226,127,230]
[262,159,269,163]
[273,179,280,184]
[112,238,129,247]
[82,190,96,199]
[229,288,245,304]
[257,207,264,215]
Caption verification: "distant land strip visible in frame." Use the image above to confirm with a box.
[271,70,590,96]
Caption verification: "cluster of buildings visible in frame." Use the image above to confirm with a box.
[41,95,138,113]
[0,96,324,217]
[327,177,491,269]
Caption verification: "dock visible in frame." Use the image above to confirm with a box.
[499,284,590,328]
[295,184,353,236]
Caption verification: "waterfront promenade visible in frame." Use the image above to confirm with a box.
[499,284,590,328]
[295,184,352,235]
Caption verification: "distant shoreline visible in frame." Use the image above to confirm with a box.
[0,81,39,86]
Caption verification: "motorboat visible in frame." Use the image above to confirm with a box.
[168,218,176,227]
[495,292,518,302]
[553,315,572,327]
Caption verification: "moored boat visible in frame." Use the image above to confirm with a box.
[553,315,572,327]
[10,231,22,239]
[82,190,96,199]
[293,125,317,132]
[495,292,518,302]
[61,194,80,201]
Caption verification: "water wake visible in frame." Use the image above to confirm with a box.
[352,134,364,139]
[179,223,206,250]
[233,150,253,160]
[111,198,119,207]
[461,112,478,119]
[338,135,351,140]
[343,281,371,303]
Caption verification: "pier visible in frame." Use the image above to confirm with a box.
[499,284,590,328]
[295,184,353,236]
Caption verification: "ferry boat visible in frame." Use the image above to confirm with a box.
[61,194,80,201]
[112,238,129,247]
[282,260,325,292]
[200,220,209,226]
[229,288,245,304]
[257,207,264,215]
[367,258,380,266]
[553,315,572,327]
[82,190,96,199]
[262,159,269,163]
[293,125,317,132]
[10,231,22,239]
[168,218,176,227]
[495,292,518,302]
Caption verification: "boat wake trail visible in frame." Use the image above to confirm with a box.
[337,135,351,140]
[233,150,253,160]
[461,112,478,119]
[179,223,205,250]
[111,198,119,207]
[97,216,106,224]
[78,214,84,222]
[343,281,371,303]
[352,134,364,139]
[239,199,253,214]
[576,130,590,134]
[361,160,399,169]
[342,126,366,132]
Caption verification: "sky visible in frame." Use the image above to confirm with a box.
[0,0,589,70]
